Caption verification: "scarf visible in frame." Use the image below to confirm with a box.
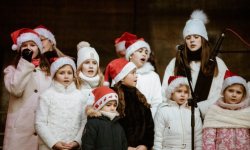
[79,71,100,88]
[217,97,246,110]
[31,59,40,67]
[203,104,250,129]
[99,110,119,121]
[176,48,213,102]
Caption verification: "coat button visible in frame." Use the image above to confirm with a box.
[33,69,36,72]
[34,132,38,136]
[34,89,38,93]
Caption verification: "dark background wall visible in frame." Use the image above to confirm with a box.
[1,0,250,148]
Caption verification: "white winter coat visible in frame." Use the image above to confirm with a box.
[153,101,203,150]
[3,58,52,150]
[136,62,162,117]
[162,57,228,118]
[35,81,87,150]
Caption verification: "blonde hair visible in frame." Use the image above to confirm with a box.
[171,84,190,109]
[75,63,104,89]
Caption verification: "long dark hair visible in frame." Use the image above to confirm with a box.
[114,82,150,118]
[174,37,219,77]
[11,49,51,76]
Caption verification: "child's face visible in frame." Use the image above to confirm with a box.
[39,35,53,53]
[117,50,126,59]
[171,85,189,105]
[129,47,148,68]
[81,59,98,77]
[100,100,117,113]
[185,34,202,51]
[224,84,244,104]
[55,65,74,87]
[20,41,39,59]
[121,68,137,87]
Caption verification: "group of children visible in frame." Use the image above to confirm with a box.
[3,9,250,150]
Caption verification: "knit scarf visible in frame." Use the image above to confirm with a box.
[79,71,100,88]
[176,48,213,102]
[31,59,40,67]
[203,103,250,129]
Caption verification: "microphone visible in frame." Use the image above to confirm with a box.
[209,31,226,63]
[175,44,185,51]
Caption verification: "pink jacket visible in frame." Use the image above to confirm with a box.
[203,98,250,150]
[3,58,51,150]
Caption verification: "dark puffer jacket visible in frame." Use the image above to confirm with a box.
[81,106,127,150]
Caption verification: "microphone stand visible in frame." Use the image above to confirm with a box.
[177,45,197,150]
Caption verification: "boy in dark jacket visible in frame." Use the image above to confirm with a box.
[81,86,127,150]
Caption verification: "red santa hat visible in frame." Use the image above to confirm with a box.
[87,86,119,110]
[221,70,250,98]
[115,32,137,52]
[104,58,136,86]
[125,38,151,60]
[34,25,56,45]
[11,28,43,52]
[166,76,191,100]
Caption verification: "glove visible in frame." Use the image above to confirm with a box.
[21,49,33,62]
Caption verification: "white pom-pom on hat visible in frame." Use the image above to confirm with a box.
[190,10,209,24]
[12,44,18,51]
[77,41,90,51]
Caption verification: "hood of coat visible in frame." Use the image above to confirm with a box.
[136,62,154,74]
[85,105,119,121]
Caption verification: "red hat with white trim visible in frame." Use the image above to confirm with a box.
[125,38,151,60]
[34,25,56,45]
[115,32,137,52]
[87,86,119,110]
[221,70,249,98]
[166,76,190,100]
[11,28,43,52]
[104,58,136,86]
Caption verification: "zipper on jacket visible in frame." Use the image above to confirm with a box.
[179,106,186,149]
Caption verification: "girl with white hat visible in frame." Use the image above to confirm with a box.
[35,57,87,150]
[3,28,52,150]
[162,10,228,119]
[75,41,104,94]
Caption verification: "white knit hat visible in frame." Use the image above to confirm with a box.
[11,28,43,52]
[34,25,56,45]
[125,38,151,61]
[77,41,99,68]
[50,57,76,78]
[183,10,209,40]
[166,76,191,100]
[221,70,250,99]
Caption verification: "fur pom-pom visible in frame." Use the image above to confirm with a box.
[12,44,18,51]
[77,41,90,51]
[190,10,209,24]
[103,81,110,87]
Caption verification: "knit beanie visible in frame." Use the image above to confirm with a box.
[87,86,119,110]
[77,41,99,68]
[183,10,209,40]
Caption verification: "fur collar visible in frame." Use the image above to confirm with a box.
[52,81,76,93]
[136,62,154,74]
[79,71,100,88]
[85,105,119,120]
[203,104,250,129]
